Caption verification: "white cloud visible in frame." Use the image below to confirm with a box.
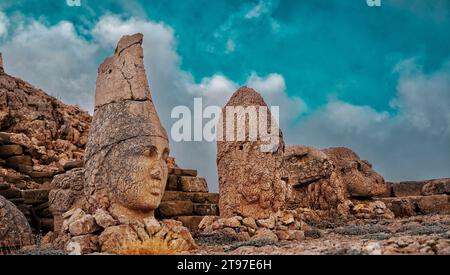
[289,59,450,181]
[245,1,269,19]
[0,11,8,37]
[0,13,300,191]
[1,11,448,189]
[225,39,235,53]
[393,59,450,135]
[2,20,98,109]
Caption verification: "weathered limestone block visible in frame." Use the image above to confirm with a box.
[161,191,219,204]
[193,203,219,216]
[422,178,450,196]
[21,189,49,204]
[217,87,286,219]
[179,176,208,192]
[158,201,194,217]
[0,195,34,248]
[169,168,198,177]
[166,175,179,191]
[391,181,427,197]
[322,147,387,198]
[379,195,450,217]
[0,144,23,158]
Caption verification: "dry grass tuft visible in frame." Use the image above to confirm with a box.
[112,238,178,255]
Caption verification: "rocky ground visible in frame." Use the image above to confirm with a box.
[192,214,449,255]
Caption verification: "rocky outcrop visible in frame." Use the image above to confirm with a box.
[0,195,34,248]
[0,54,90,235]
[217,87,287,219]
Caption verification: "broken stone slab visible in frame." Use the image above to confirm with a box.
[0,183,10,191]
[27,170,55,179]
[161,191,219,204]
[68,214,99,236]
[5,155,33,169]
[0,144,23,158]
[21,189,50,204]
[158,200,194,217]
[0,186,21,199]
[193,203,219,216]
[179,176,208,193]
[379,195,450,217]
[412,195,450,215]
[166,174,179,191]
[391,181,427,197]
[177,216,205,232]
[63,160,84,171]
[168,168,198,177]
[422,179,450,196]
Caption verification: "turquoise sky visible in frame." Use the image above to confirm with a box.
[1,0,449,190]
[2,0,449,111]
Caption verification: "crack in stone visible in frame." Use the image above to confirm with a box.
[93,97,152,111]
[117,41,142,57]
[85,133,168,163]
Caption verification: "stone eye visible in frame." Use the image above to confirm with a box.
[143,146,158,158]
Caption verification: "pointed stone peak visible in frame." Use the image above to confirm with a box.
[227,86,267,107]
[115,33,144,56]
[95,33,150,108]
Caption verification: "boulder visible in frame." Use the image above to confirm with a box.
[99,225,140,253]
[0,195,34,248]
[93,209,117,229]
[68,214,99,236]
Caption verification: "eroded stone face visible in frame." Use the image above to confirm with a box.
[84,33,169,221]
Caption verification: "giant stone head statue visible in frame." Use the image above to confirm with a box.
[84,33,169,221]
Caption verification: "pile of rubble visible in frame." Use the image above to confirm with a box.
[0,55,90,234]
